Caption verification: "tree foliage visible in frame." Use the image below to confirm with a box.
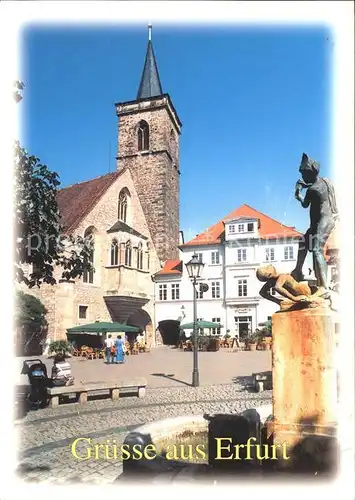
[14,82,94,288]
[15,290,48,330]
[15,290,48,354]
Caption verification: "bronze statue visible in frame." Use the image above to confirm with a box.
[291,153,338,297]
[257,265,326,311]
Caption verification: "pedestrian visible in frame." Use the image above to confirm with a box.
[137,332,145,351]
[104,334,115,364]
[51,353,74,387]
[114,335,125,364]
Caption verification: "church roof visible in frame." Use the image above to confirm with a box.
[137,27,163,99]
[57,171,122,232]
[181,204,302,247]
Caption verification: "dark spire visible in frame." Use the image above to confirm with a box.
[137,25,163,100]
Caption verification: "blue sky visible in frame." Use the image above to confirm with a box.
[21,24,331,237]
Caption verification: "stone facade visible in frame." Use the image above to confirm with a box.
[26,169,161,344]
[116,95,181,263]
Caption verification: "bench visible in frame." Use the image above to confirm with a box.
[47,378,147,408]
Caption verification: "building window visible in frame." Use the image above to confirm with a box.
[78,305,88,319]
[212,318,221,335]
[229,225,235,233]
[171,283,180,300]
[211,251,220,265]
[110,239,119,266]
[247,222,254,232]
[197,317,204,335]
[238,224,244,233]
[284,246,294,260]
[196,253,203,263]
[138,120,149,151]
[83,230,94,284]
[159,284,167,301]
[237,248,247,262]
[125,241,132,267]
[265,248,275,262]
[146,242,150,270]
[211,281,220,299]
[137,242,143,270]
[237,279,248,297]
[196,284,204,299]
[118,190,128,223]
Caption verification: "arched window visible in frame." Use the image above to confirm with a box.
[83,229,95,284]
[146,242,150,271]
[125,241,132,267]
[118,190,128,223]
[137,120,149,151]
[110,239,119,266]
[137,242,143,270]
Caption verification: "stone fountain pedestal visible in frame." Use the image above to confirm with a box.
[270,306,338,472]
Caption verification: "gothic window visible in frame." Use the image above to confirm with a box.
[125,241,132,267]
[83,228,95,284]
[137,120,149,151]
[118,190,128,222]
[110,239,119,266]
[137,242,143,270]
[146,242,150,270]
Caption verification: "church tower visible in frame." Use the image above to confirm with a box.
[115,25,181,263]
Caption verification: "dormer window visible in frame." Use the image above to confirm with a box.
[238,224,244,233]
[247,223,254,232]
[229,225,235,233]
[137,120,149,151]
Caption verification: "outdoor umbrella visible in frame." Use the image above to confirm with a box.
[258,320,271,327]
[67,322,140,334]
[180,320,223,330]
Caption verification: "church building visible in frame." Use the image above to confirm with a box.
[30,26,181,346]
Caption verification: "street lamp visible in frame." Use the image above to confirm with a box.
[185,253,205,387]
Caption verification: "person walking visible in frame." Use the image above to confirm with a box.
[104,334,115,364]
[114,335,125,364]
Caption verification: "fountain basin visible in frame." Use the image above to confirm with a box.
[119,404,272,482]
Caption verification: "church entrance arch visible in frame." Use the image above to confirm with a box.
[158,319,180,346]
[127,309,154,346]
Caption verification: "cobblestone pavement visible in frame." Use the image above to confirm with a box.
[15,347,272,485]
[16,385,272,485]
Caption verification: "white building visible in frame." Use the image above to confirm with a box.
[153,204,303,341]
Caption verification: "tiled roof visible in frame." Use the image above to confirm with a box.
[155,259,183,276]
[181,204,302,247]
[57,171,122,232]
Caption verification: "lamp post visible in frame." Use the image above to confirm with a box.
[185,253,205,387]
